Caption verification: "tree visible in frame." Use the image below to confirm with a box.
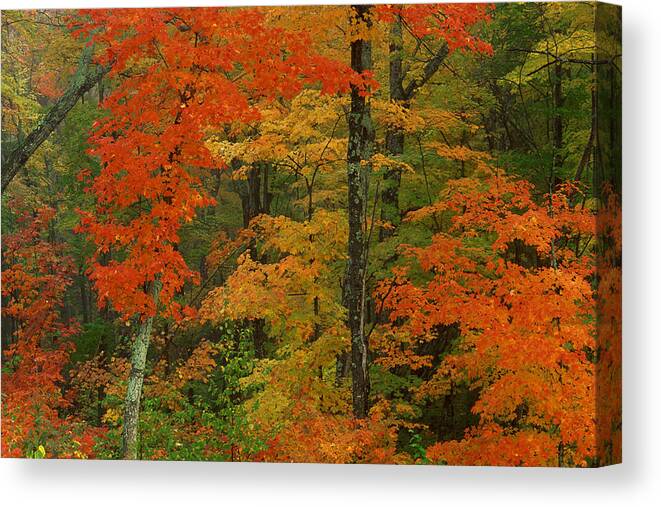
[374,3,493,239]
[377,167,598,466]
[1,203,100,458]
[76,6,355,459]
[1,11,110,193]
[344,4,376,419]
[200,210,351,440]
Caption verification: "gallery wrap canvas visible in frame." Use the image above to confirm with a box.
[0,2,621,467]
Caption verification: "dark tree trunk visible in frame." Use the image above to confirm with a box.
[238,162,272,358]
[552,62,564,174]
[574,76,596,183]
[379,18,449,240]
[79,271,90,324]
[345,4,374,419]
[379,13,405,241]
[239,162,272,229]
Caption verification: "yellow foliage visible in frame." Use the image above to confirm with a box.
[373,99,426,133]
[205,90,347,176]
[199,209,353,434]
[368,153,415,174]
[102,408,121,426]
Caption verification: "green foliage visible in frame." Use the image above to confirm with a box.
[70,320,117,363]
[135,323,268,461]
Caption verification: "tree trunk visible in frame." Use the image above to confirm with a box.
[345,4,374,419]
[122,281,160,460]
[1,42,111,193]
[379,18,449,240]
[574,76,596,184]
[238,161,272,358]
[379,13,405,241]
[79,271,90,324]
[552,62,564,175]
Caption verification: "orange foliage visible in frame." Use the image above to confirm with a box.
[595,188,622,464]
[255,399,402,464]
[378,169,600,466]
[75,7,362,321]
[426,424,557,467]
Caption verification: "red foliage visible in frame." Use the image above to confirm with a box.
[376,3,494,55]
[1,203,101,458]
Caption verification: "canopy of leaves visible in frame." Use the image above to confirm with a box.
[1,3,620,467]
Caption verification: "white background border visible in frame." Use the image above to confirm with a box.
[2,0,659,505]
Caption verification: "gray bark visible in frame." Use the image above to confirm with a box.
[1,42,110,193]
[121,281,161,460]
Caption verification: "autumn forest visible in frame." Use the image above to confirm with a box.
[0,2,621,466]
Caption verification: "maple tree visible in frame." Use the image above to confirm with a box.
[73,6,360,458]
[376,167,597,466]
[374,3,493,240]
[1,202,100,458]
